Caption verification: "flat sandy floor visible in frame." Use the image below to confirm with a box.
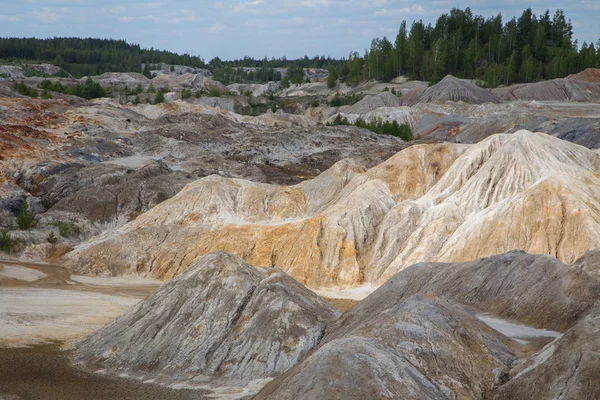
[0,260,160,348]
[0,343,208,400]
[0,260,211,400]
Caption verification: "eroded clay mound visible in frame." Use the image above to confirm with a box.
[493,302,600,400]
[256,296,516,400]
[66,131,600,292]
[334,251,600,332]
[567,68,600,83]
[572,249,600,280]
[75,252,340,386]
[407,75,500,105]
[492,78,600,102]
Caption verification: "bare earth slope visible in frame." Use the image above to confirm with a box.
[406,75,501,105]
[493,302,600,400]
[66,131,600,292]
[330,251,600,332]
[257,295,516,400]
[258,250,600,399]
[75,252,340,394]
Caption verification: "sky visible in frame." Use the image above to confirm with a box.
[0,0,598,61]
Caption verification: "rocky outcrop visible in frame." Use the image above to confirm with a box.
[150,73,226,92]
[227,82,280,97]
[90,72,149,89]
[134,107,405,185]
[258,251,600,399]
[75,252,340,390]
[66,131,600,291]
[257,295,516,400]
[493,302,600,400]
[142,63,211,77]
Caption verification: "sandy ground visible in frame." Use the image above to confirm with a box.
[0,265,47,282]
[69,274,162,287]
[0,288,139,347]
[0,260,213,399]
[0,343,209,400]
[0,260,161,349]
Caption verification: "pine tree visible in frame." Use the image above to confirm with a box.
[17,200,33,230]
[327,66,338,89]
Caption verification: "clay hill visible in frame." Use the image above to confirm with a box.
[401,70,600,105]
[76,252,340,392]
[77,250,600,399]
[404,75,501,105]
[67,130,600,291]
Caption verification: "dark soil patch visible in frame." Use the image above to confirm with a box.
[0,343,208,400]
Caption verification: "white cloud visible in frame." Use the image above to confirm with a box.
[300,0,331,7]
[119,16,136,22]
[32,7,67,23]
[374,5,425,17]
[0,15,19,22]
[209,23,226,33]
[581,0,600,10]
[233,0,264,13]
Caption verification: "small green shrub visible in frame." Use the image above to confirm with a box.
[329,94,363,107]
[181,88,192,99]
[327,115,413,141]
[208,88,222,97]
[49,221,81,238]
[14,82,39,98]
[154,91,165,104]
[47,232,58,244]
[0,230,12,252]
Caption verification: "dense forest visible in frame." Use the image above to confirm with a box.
[0,38,207,78]
[339,8,600,86]
[1,7,599,87]
[0,37,340,83]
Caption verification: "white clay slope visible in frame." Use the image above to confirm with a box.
[66,130,600,290]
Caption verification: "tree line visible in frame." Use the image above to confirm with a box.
[337,8,600,87]
[0,37,206,78]
[2,8,599,88]
[0,37,343,83]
